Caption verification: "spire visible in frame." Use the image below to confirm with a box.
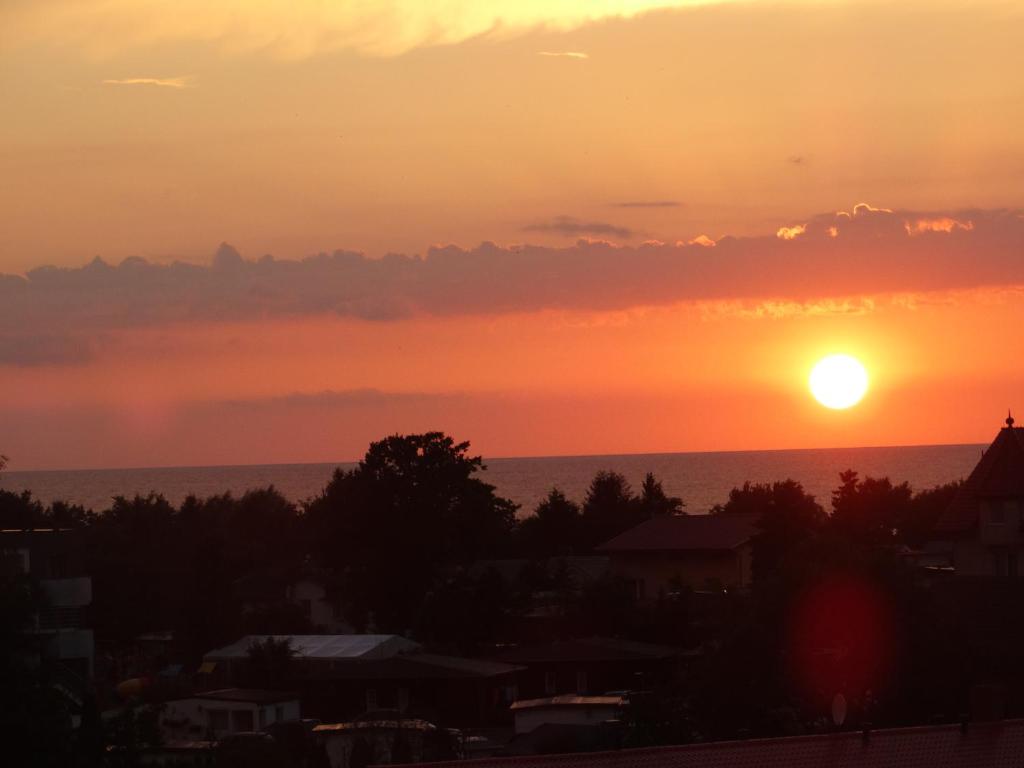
[1007,409,1015,428]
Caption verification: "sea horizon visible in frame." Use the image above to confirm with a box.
[1,441,986,517]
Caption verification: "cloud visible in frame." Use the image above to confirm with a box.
[3,205,1024,366]
[102,76,192,88]
[613,201,681,208]
[523,216,633,239]
[537,51,588,59]
[3,1,721,58]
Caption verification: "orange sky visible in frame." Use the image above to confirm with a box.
[1,1,1023,469]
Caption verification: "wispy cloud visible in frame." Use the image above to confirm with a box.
[102,76,192,89]
[524,216,633,239]
[537,51,588,59]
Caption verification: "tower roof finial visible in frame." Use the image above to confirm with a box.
[1007,409,1015,428]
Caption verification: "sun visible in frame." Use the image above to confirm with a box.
[809,354,869,410]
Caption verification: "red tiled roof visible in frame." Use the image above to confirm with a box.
[935,426,1024,534]
[396,720,1024,768]
[596,514,759,553]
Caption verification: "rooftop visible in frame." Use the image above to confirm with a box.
[935,422,1024,534]
[397,718,1024,768]
[510,695,624,711]
[191,688,297,705]
[204,634,420,661]
[597,514,759,553]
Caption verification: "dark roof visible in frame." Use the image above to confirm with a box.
[511,695,623,712]
[192,688,297,704]
[490,637,681,665]
[935,425,1024,534]
[596,514,758,553]
[290,653,522,681]
[396,719,1024,768]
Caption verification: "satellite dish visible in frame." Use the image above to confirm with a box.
[832,693,848,727]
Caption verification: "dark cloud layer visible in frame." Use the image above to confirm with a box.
[3,206,1023,366]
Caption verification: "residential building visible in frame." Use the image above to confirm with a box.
[488,637,683,700]
[160,688,301,740]
[596,513,759,598]
[0,528,94,679]
[203,634,523,726]
[510,694,624,735]
[934,415,1024,576]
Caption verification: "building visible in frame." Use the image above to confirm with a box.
[314,717,445,768]
[596,513,759,598]
[0,528,95,680]
[934,415,1024,576]
[160,688,301,740]
[400,717,1024,768]
[488,638,683,700]
[203,634,523,726]
[510,695,624,735]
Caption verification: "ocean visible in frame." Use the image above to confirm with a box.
[0,443,984,516]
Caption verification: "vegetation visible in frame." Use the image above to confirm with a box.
[0,433,989,757]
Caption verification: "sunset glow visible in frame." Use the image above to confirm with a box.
[1,1,1023,468]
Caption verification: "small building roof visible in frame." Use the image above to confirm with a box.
[596,514,759,553]
[204,634,420,661]
[510,695,624,712]
[397,718,1024,768]
[191,688,297,705]
[936,422,1024,534]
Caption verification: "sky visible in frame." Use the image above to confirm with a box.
[2,0,1023,469]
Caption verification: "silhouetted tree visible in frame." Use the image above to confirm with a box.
[638,473,685,517]
[306,433,517,632]
[246,636,296,690]
[517,488,583,558]
[714,480,826,584]
[581,471,642,548]
[831,470,912,545]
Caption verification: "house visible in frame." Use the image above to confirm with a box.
[488,638,683,700]
[0,528,95,681]
[160,688,301,740]
[203,634,523,726]
[314,717,449,768]
[510,694,624,735]
[400,717,1024,768]
[934,415,1024,576]
[596,513,759,599]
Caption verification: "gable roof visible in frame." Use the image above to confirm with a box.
[395,719,1024,768]
[596,514,759,553]
[935,424,1024,534]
